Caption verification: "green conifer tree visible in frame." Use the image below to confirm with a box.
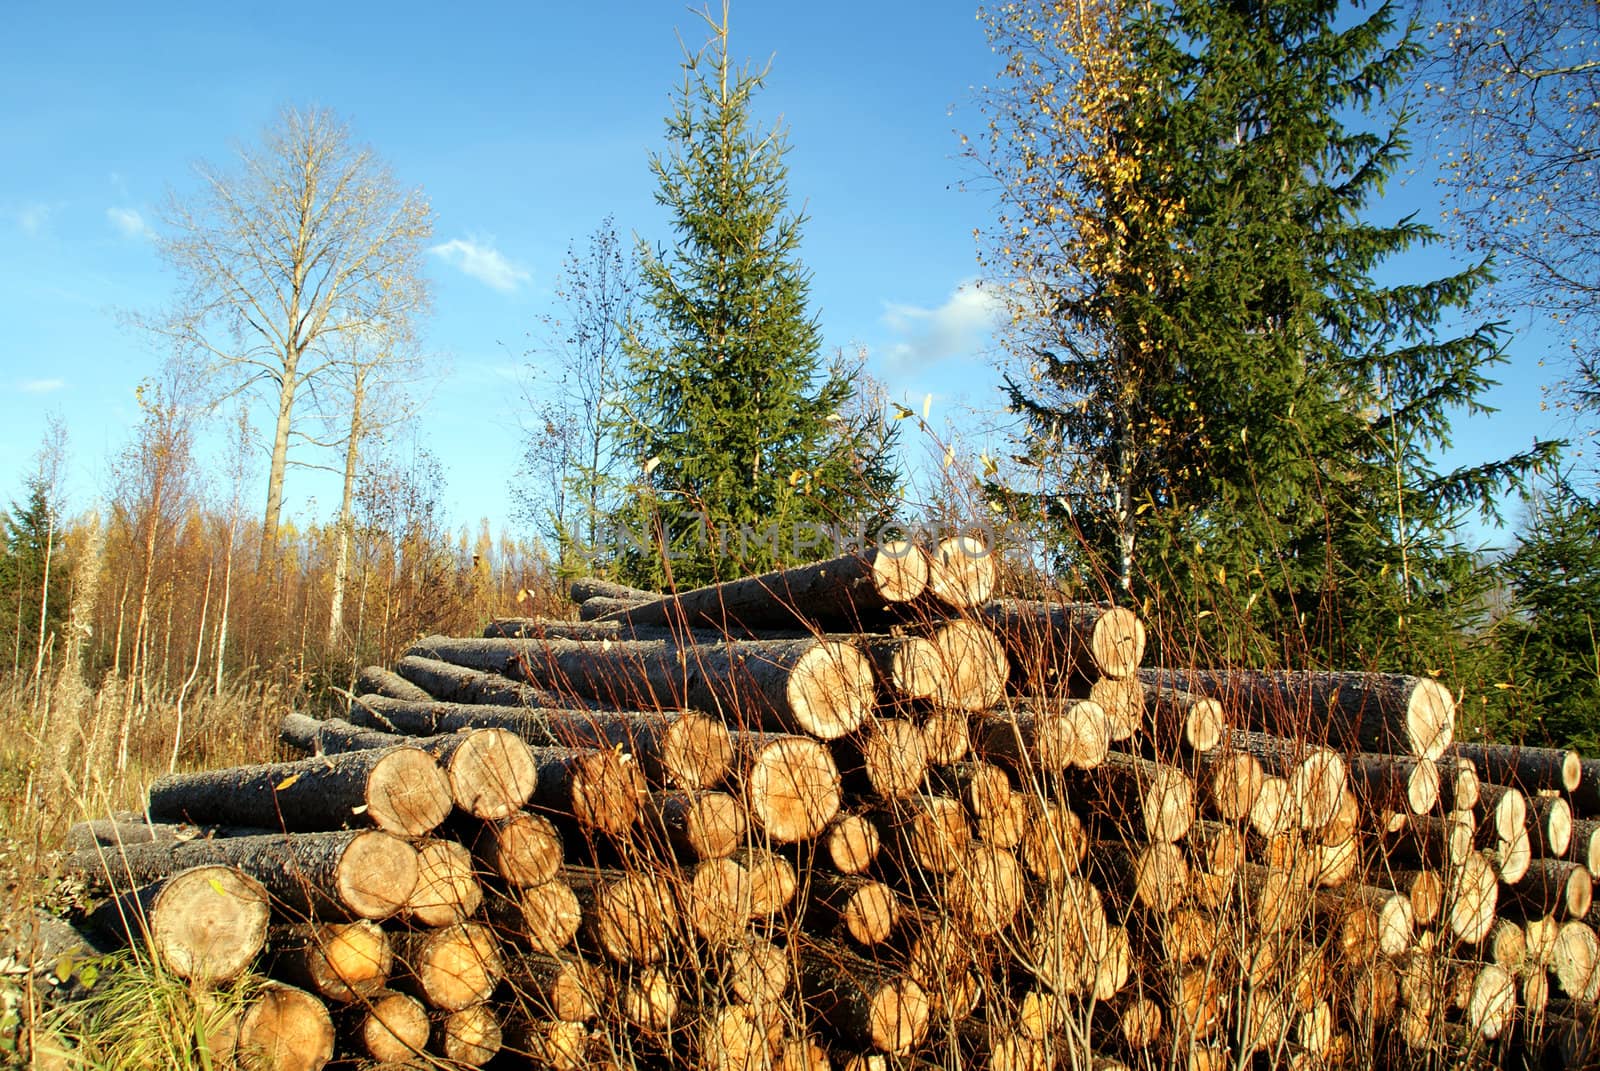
[615,5,899,587]
[976,0,1557,667]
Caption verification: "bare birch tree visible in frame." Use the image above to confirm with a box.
[152,105,433,560]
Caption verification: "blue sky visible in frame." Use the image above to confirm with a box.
[0,0,1568,545]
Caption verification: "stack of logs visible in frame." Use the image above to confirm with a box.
[65,538,1600,1070]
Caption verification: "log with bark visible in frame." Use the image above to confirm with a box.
[69,829,419,921]
[475,811,565,887]
[415,633,877,742]
[402,837,483,926]
[279,714,538,820]
[1147,668,1455,760]
[820,812,882,876]
[271,919,393,1002]
[591,545,929,631]
[1571,818,1600,874]
[1071,751,1195,844]
[345,989,431,1063]
[807,872,902,946]
[147,746,453,839]
[729,731,843,843]
[1499,858,1594,920]
[394,653,590,708]
[987,600,1147,686]
[976,699,1111,777]
[799,945,932,1054]
[89,864,269,984]
[355,664,434,702]
[227,980,337,1071]
[507,950,610,1022]
[1452,741,1582,796]
[571,576,659,605]
[832,716,929,801]
[394,921,504,1011]
[435,1003,504,1066]
[644,789,748,861]
[564,866,681,964]
[1531,793,1575,857]
[348,694,733,791]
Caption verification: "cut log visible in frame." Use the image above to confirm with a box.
[68,829,419,920]
[349,694,732,791]
[973,788,1029,848]
[1249,776,1296,839]
[1089,676,1145,741]
[1018,797,1088,883]
[356,664,434,702]
[93,864,268,984]
[799,946,931,1054]
[1379,812,1474,870]
[403,838,482,927]
[881,794,971,875]
[349,989,430,1063]
[1487,826,1533,885]
[720,933,791,1005]
[926,534,998,609]
[1445,850,1500,945]
[1346,754,1439,817]
[148,747,451,839]
[1452,741,1582,795]
[394,653,587,708]
[502,1017,592,1071]
[1147,669,1455,760]
[918,709,971,766]
[1475,782,1528,841]
[271,919,392,1002]
[1434,756,1482,812]
[1138,681,1226,754]
[1197,750,1264,822]
[1388,870,1445,929]
[925,619,1010,712]
[491,879,583,955]
[730,846,798,918]
[570,576,657,604]
[820,812,882,875]
[475,811,564,887]
[1554,920,1600,1000]
[1531,793,1575,857]
[620,964,681,1033]
[808,872,902,946]
[684,856,753,943]
[279,714,538,821]
[524,745,648,837]
[1073,751,1194,844]
[580,594,648,620]
[1316,884,1414,958]
[729,731,842,842]
[436,1003,503,1066]
[645,790,748,861]
[1499,858,1593,919]
[1020,876,1109,994]
[418,634,875,741]
[508,951,610,1022]
[1570,818,1600,874]
[1098,841,1189,913]
[988,600,1147,685]
[832,717,928,801]
[942,843,1025,936]
[395,921,503,1011]
[977,699,1111,776]
[684,1002,781,1071]
[63,814,209,852]
[565,866,680,963]
[593,544,929,630]
[234,981,336,1071]
[1219,731,1348,829]
[927,759,1012,821]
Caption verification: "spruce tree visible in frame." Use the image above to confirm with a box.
[615,6,898,587]
[977,0,1557,667]
[2,478,69,676]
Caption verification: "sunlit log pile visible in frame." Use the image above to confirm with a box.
[65,539,1600,1070]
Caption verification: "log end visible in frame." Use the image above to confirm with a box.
[664,711,736,790]
[745,736,842,843]
[338,829,422,920]
[1089,607,1146,679]
[789,640,875,741]
[1406,678,1455,761]
[151,865,270,984]
[367,746,455,837]
[236,981,336,1071]
[447,728,540,819]
[870,541,931,604]
[926,535,996,609]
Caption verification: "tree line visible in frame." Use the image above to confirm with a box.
[2,0,1596,759]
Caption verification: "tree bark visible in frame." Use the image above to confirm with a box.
[593,544,929,631]
[394,653,590,708]
[348,694,732,791]
[644,789,747,861]
[411,634,875,741]
[147,745,453,838]
[1452,741,1582,795]
[1346,753,1439,817]
[68,828,418,920]
[1500,858,1593,919]
[355,664,433,702]
[798,944,931,1054]
[570,576,659,604]
[976,699,1111,776]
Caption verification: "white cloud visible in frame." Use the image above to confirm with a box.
[18,378,66,394]
[430,237,531,293]
[881,281,1004,368]
[17,203,52,235]
[107,206,153,240]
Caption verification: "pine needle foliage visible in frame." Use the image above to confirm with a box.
[975,0,1559,667]
[616,4,899,587]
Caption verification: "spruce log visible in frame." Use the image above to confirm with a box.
[1475,782,1528,841]
[1020,876,1109,994]
[620,964,681,1033]
[1570,818,1600,873]
[571,576,658,604]
[1452,741,1582,796]
[279,714,538,821]
[1445,850,1500,944]
[808,872,902,946]
[942,843,1025,936]
[729,731,842,842]
[820,812,881,875]
[1249,776,1295,839]
[924,619,1010,712]
[1089,675,1145,741]
[592,544,929,631]
[356,664,433,702]
[349,989,430,1063]
[475,811,564,887]
[881,794,971,875]
[645,789,748,861]
[1346,753,1439,817]
[507,951,610,1022]
[1072,751,1194,844]
[686,1003,781,1071]
[502,1017,592,1070]
[94,864,269,984]
[987,600,1147,683]
[1459,962,1518,1039]
[565,866,680,963]
[1138,681,1227,754]
[436,1003,503,1066]
[1531,793,1575,857]
[1097,841,1189,912]
[926,534,998,609]
[1553,920,1600,1000]
[1018,797,1088,883]
[233,981,336,1071]
[68,829,418,920]
[832,717,928,801]
[581,594,648,620]
[1434,756,1482,812]
[927,759,1012,821]
[1488,825,1534,884]
[395,921,503,1011]
[730,846,798,918]
[974,788,1030,848]
[977,699,1111,776]
[524,745,648,836]
[271,919,392,1002]
[1379,813,1474,870]
[1147,668,1455,760]
[1500,858,1593,919]
[489,879,583,954]
[349,694,732,790]
[799,946,931,1054]
[394,653,587,707]
[147,747,452,839]
[683,856,753,943]
[1315,885,1414,958]
[414,634,875,741]
[403,838,482,927]
[64,814,206,852]
[1197,748,1264,823]
[1220,730,1348,829]
[919,709,971,765]
[720,933,791,1005]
